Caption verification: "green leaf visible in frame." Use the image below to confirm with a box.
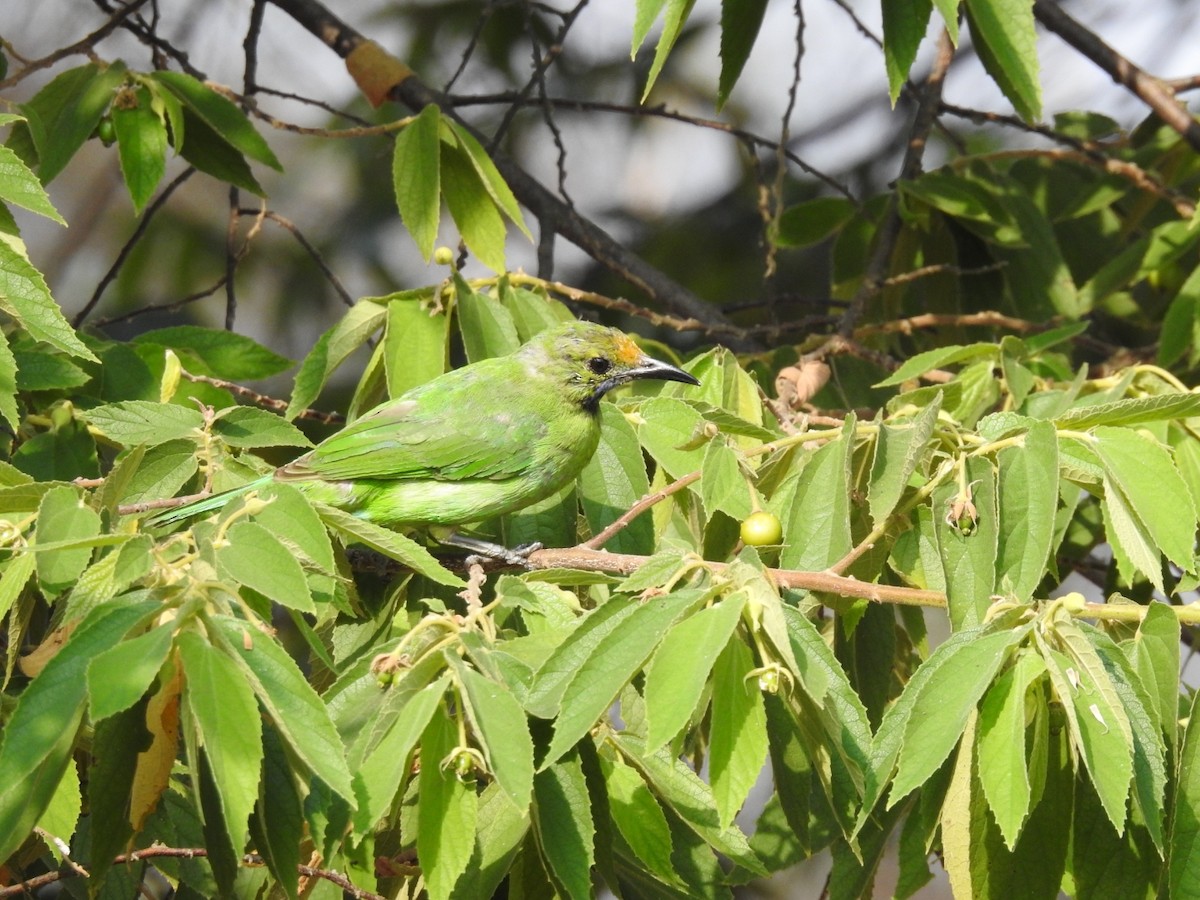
[0,240,97,361]
[644,592,746,751]
[963,0,1041,121]
[442,141,506,272]
[452,783,531,900]
[1043,642,1132,834]
[543,589,704,766]
[459,665,535,812]
[35,737,81,859]
[976,651,1045,848]
[133,325,292,379]
[216,521,316,613]
[1159,263,1200,368]
[0,553,35,624]
[636,396,710,482]
[868,397,940,527]
[775,195,857,247]
[0,141,65,223]
[113,439,198,506]
[355,675,447,830]
[34,484,100,595]
[250,483,336,574]
[883,0,934,105]
[995,419,1058,600]
[717,0,769,109]
[0,596,156,863]
[596,748,680,887]
[1170,688,1200,899]
[151,70,281,170]
[579,404,654,555]
[1056,393,1200,428]
[419,708,478,900]
[249,726,304,900]
[83,400,204,445]
[777,419,854,571]
[175,105,264,194]
[876,342,997,387]
[315,502,462,587]
[445,119,530,239]
[1094,426,1198,573]
[890,626,1027,804]
[178,630,263,852]
[639,0,695,102]
[1131,601,1180,747]
[612,732,766,876]
[287,300,387,418]
[384,294,447,398]
[533,752,595,900]
[87,621,175,721]
[207,615,354,804]
[708,633,768,830]
[932,455,998,629]
[455,273,521,361]
[113,84,168,213]
[393,104,441,260]
[11,346,89,391]
[212,406,311,449]
[1101,476,1164,591]
[700,439,752,521]
[20,61,126,184]
[0,334,17,434]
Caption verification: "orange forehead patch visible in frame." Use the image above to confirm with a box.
[614,334,642,365]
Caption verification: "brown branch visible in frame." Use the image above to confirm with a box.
[265,0,747,344]
[838,29,954,337]
[582,472,701,550]
[180,371,345,426]
[236,208,356,308]
[525,546,947,607]
[1033,0,1200,153]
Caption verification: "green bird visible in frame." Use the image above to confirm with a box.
[150,321,698,557]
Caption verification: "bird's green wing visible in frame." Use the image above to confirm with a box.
[280,366,553,483]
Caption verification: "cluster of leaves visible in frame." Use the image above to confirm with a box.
[5,4,1200,899]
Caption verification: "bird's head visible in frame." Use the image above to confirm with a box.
[519,321,700,412]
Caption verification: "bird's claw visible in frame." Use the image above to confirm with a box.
[459,540,542,569]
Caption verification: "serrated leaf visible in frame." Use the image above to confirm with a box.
[717,0,769,109]
[778,419,854,571]
[133,325,292,380]
[0,596,156,863]
[152,71,280,170]
[446,119,530,239]
[1132,601,1180,747]
[932,455,998,629]
[315,502,462,587]
[1057,393,1200,429]
[868,397,940,527]
[249,483,335,574]
[996,419,1058,600]
[976,651,1045,848]
[113,84,168,213]
[11,346,89,391]
[213,406,312,449]
[579,404,653,555]
[114,439,198,506]
[0,553,35,624]
[87,621,175,721]
[287,300,388,418]
[442,143,506,272]
[1101,477,1164,591]
[890,626,1027,804]
[0,333,17,432]
[249,726,303,900]
[964,0,1041,121]
[596,748,680,887]
[1170,688,1200,899]
[84,400,204,445]
[383,294,447,398]
[419,708,477,900]
[543,589,703,767]
[883,0,934,104]
[178,630,263,852]
[0,240,97,361]
[216,521,315,613]
[700,438,752,521]
[20,61,126,184]
[876,342,997,387]
[525,599,636,718]
[533,752,595,900]
[34,484,100,595]
[644,592,746,751]
[207,615,354,804]
[709,633,768,829]
[393,104,441,259]
[459,664,535,812]
[0,142,65,223]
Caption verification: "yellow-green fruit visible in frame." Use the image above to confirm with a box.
[433,246,454,265]
[740,510,782,546]
[96,115,116,145]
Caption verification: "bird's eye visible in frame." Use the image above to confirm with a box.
[588,357,612,376]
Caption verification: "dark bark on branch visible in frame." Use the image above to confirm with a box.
[1033,0,1200,153]
[267,0,745,342]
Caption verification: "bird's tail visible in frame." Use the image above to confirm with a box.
[145,475,273,527]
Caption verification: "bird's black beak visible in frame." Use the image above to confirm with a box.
[626,355,700,386]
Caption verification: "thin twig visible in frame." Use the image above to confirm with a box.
[582,472,701,550]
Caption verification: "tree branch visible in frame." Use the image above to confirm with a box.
[265,0,744,341]
[1033,0,1200,153]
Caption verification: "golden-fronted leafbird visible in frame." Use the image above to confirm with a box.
[150,321,699,545]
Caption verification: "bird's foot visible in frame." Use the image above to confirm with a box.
[445,533,543,568]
